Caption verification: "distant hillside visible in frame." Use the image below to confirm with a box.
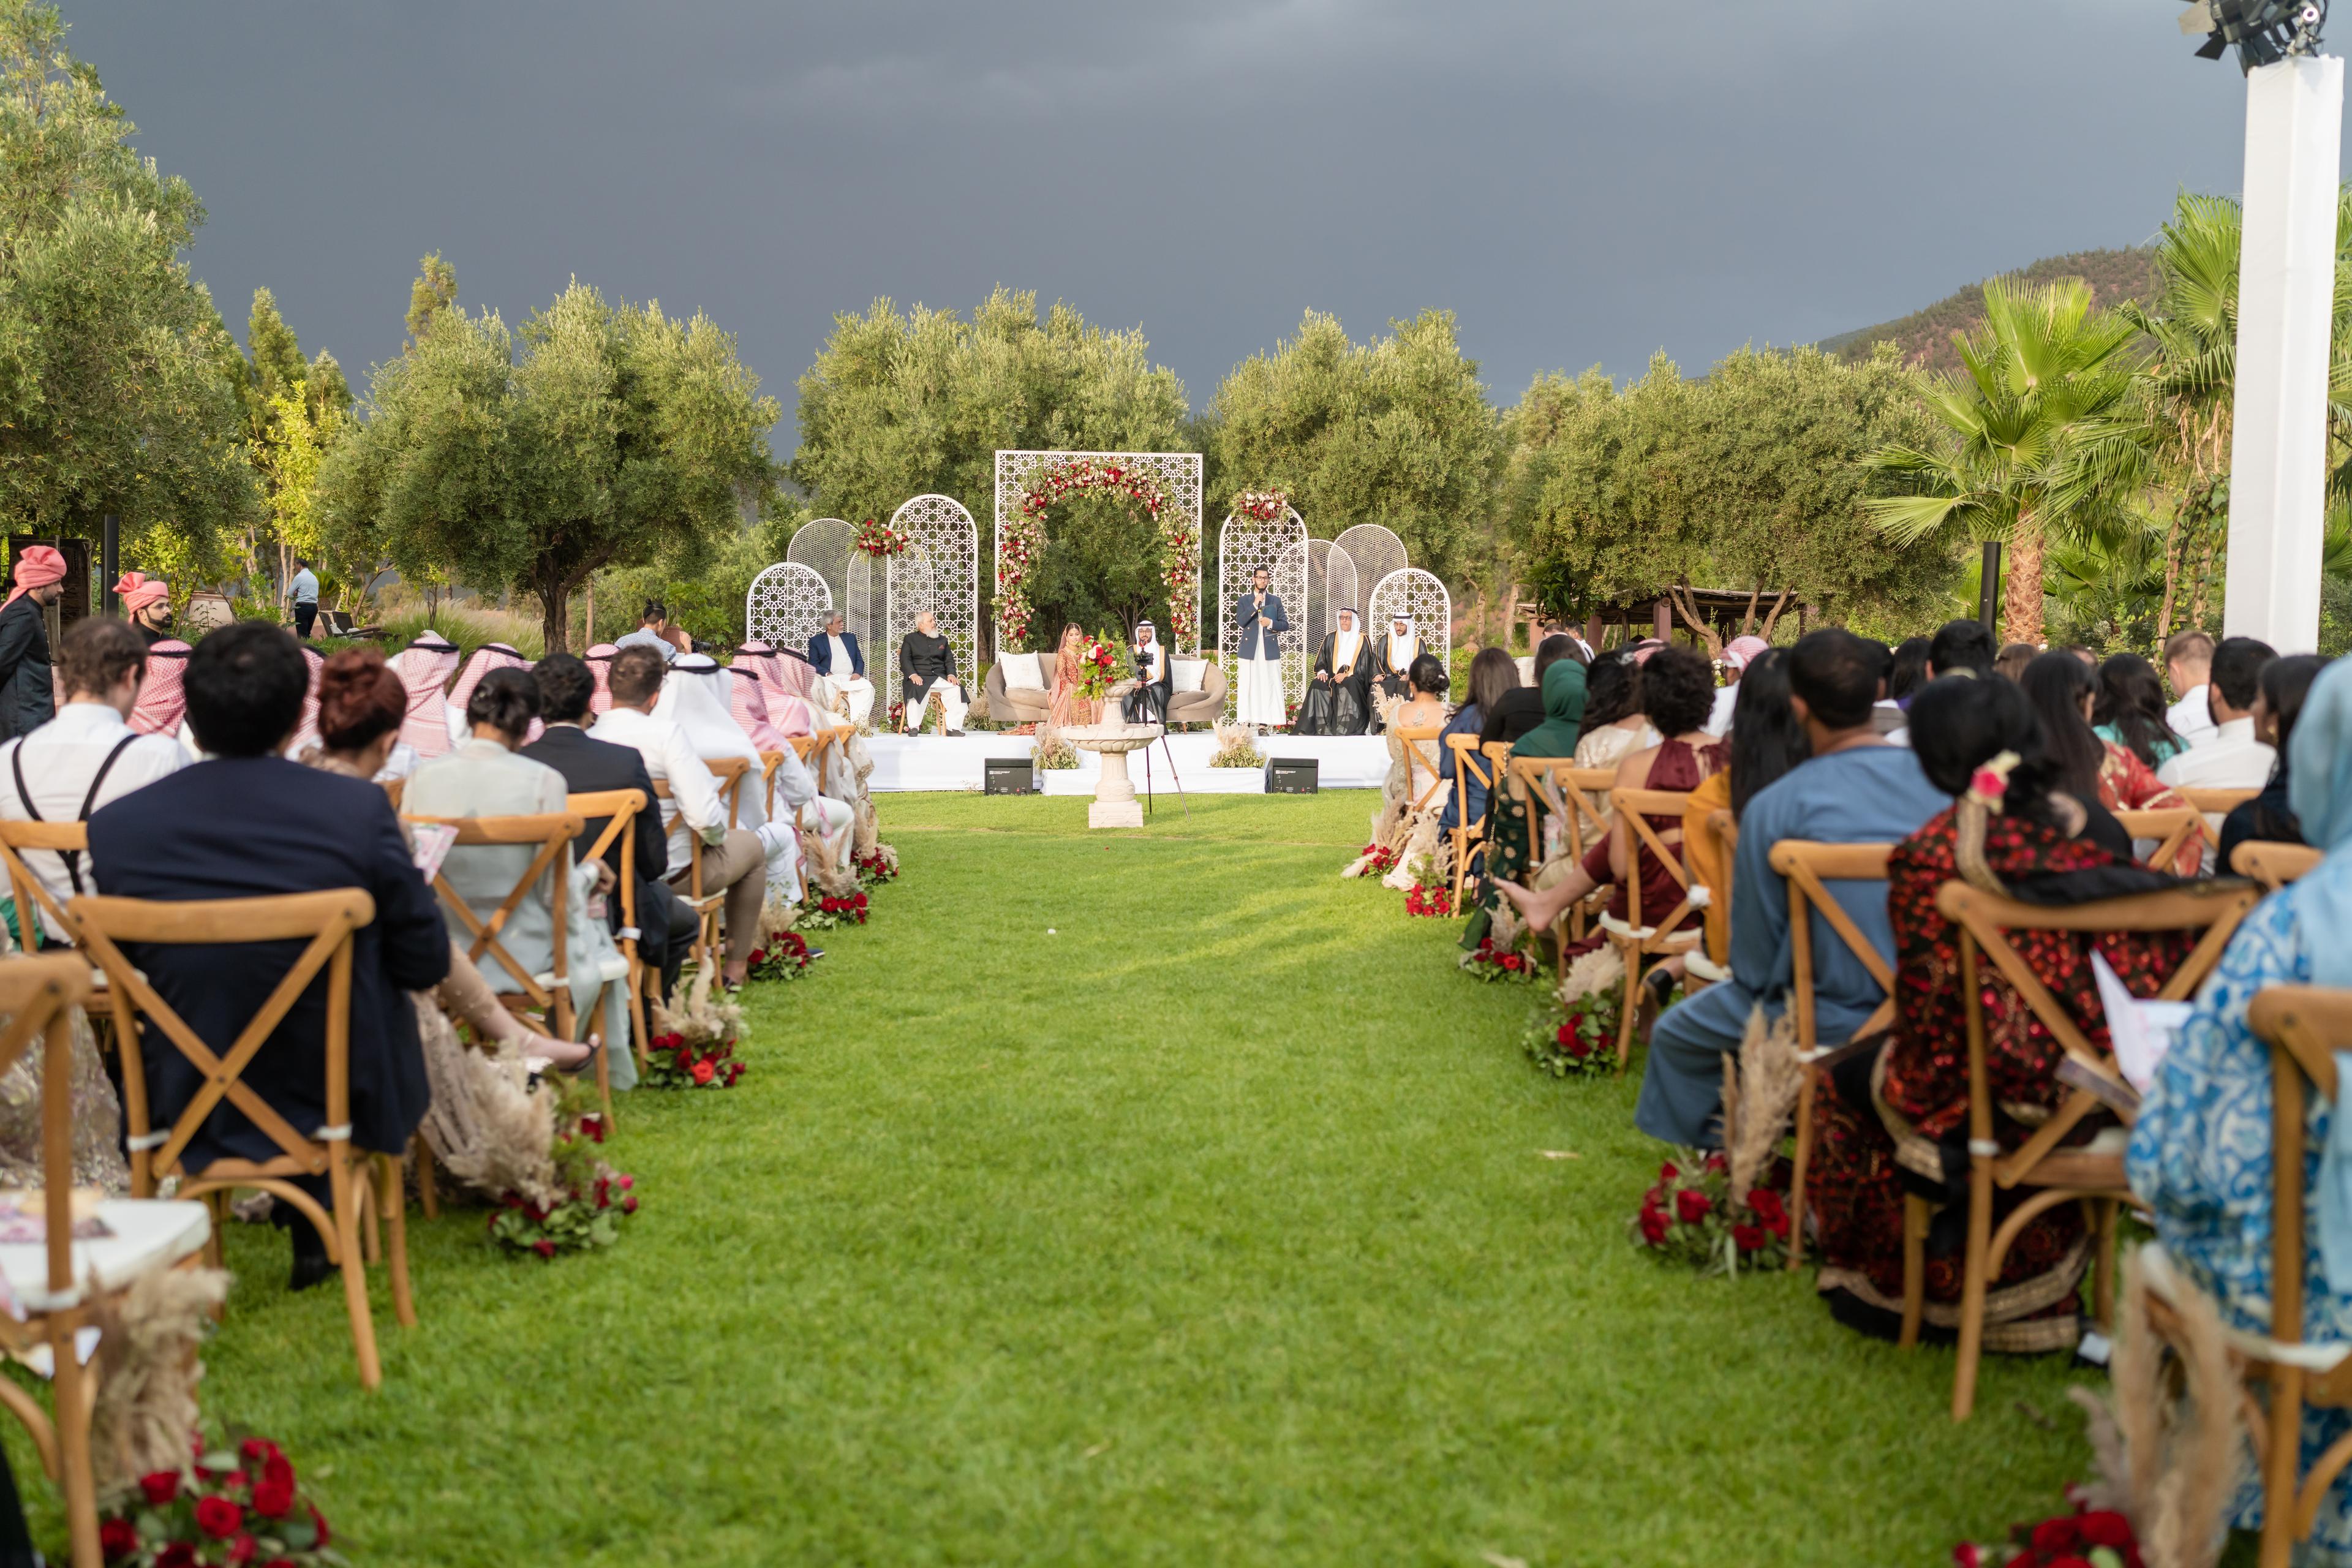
[1821,247,2161,374]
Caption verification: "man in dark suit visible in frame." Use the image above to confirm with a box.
[805,611,874,726]
[0,545,65,741]
[87,622,447,1289]
[521,653,692,997]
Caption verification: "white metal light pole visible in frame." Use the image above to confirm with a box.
[2223,50,2343,652]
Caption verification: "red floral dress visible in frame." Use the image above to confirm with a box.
[2097,741,2199,876]
[1559,737,1725,960]
[1805,805,2192,1350]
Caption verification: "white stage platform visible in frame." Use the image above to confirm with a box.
[861,732,1390,793]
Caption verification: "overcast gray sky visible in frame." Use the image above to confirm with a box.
[69,1,2303,434]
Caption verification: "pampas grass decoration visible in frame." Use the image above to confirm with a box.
[90,1263,232,1489]
[1728,1005,1804,1200]
[1207,722,1262,770]
[1558,945,1623,1006]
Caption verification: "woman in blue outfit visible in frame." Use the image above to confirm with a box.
[2128,655,2352,1559]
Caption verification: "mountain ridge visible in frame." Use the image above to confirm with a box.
[1820,246,2161,372]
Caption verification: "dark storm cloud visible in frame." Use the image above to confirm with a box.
[71,1,2274,428]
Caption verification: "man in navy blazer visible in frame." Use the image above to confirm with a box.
[805,611,875,726]
[88,622,447,1288]
[1232,564,1291,727]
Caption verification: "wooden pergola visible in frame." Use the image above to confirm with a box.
[1518,586,1809,655]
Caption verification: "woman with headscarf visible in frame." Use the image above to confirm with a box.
[583,643,619,715]
[2128,656,2352,1555]
[1296,609,1373,736]
[1372,614,1420,711]
[1124,620,1171,725]
[1799,674,2192,1352]
[113,571,175,647]
[385,628,462,761]
[1047,624,1096,729]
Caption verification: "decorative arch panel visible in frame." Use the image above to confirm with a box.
[1366,567,1453,676]
[884,494,980,686]
[1216,508,1310,716]
[993,450,1205,652]
[745,562,834,652]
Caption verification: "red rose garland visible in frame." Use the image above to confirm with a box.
[1000,459,1194,649]
[854,518,910,557]
[101,1434,338,1565]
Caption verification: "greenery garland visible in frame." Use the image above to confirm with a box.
[1000,458,1197,650]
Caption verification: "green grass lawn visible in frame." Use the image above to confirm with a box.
[20,793,2094,1565]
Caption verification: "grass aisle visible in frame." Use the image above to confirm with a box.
[27,794,2090,1564]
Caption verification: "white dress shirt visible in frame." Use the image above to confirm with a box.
[1705,684,1738,738]
[2155,714,2275,790]
[0,702,186,941]
[826,635,864,679]
[588,705,726,864]
[613,627,678,665]
[2166,683,2218,749]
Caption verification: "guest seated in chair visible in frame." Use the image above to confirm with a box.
[404,668,633,1082]
[1434,647,1519,857]
[2128,658,2352,1555]
[86,622,448,1290]
[1296,608,1374,736]
[806,613,875,728]
[900,611,966,734]
[1807,672,2187,1351]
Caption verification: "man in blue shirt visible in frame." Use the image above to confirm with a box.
[287,557,319,639]
[1635,628,1949,1147]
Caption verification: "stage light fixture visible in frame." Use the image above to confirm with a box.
[2179,0,2328,72]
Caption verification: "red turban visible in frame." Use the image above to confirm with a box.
[5,546,66,610]
[113,571,169,617]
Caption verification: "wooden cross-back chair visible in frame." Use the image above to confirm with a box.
[1600,786,1702,1068]
[0,954,211,1567]
[2180,786,2261,862]
[2198,986,2352,1568]
[1926,878,2261,1421]
[2113,807,2204,875]
[73,887,409,1391]
[1683,806,1740,987]
[1444,734,1503,908]
[0,821,91,954]
[2234,841,2323,892]
[1766,840,1896,1270]
[563,790,650,1115]
[1506,760,1617,956]
[1390,723,1449,820]
[401,806,597,1064]
[653,756,750,978]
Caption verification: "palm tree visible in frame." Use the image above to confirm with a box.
[1864,277,2148,645]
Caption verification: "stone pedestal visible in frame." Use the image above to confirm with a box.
[1063,720,1163,830]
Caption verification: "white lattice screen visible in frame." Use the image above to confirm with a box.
[1366,567,1453,674]
[744,562,834,652]
[884,494,980,687]
[1216,508,1310,717]
[992,450,1205,651]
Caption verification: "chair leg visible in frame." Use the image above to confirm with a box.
[328,1149,382,1392]
[1788,1068,1818,1270]
[2263,1366,2305,1567]
[379,1154,415,1331]
[50,1319,99,1568]
[359,1172,383,1267]
[413,1134,438,1221]
[1615,945,1641,1071]
[2091,1198,2118,1334]
[1951,1156,1997,1420]
[628,959,653,1071]
[1899,1194,1928,1349]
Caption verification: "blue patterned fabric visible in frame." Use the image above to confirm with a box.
[2127,883,2352,1556]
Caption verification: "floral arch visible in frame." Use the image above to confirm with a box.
[992,450,1205,652]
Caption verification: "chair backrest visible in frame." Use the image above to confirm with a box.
[2113,807,2203,872]
[2233,840,2324,892]
[1446,733,1496,827]
[709,756,750,831]
[74,888,375,1190]
[0,819,88,949]
[2247,987,2352,1369]
[1608,786,1695,932]
[401,811,585,1006]
[2180,786,2260,851]
[1508,759,1616,870]
[565,789,644,930]
[1392,724,1446,812]
[1936,878,2262,1174]
[0,954,91,1296]
[1767,841,1897,1050]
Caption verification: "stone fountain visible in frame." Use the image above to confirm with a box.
[1061,680,1160,828]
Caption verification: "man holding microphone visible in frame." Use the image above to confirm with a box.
[1233,564,1289,730]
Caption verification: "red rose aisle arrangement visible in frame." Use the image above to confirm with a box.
[100,1434,341,1567]
[1629,1152,1790,1276]
[489,1074,637,1258]
[1402,883,1453,918]
[1521,989,1618,1079]
[1458,934,1539,983]
[643,968,747,1091]
[852,844,898,888]
[794,888,869,930]
[745,929,814,982]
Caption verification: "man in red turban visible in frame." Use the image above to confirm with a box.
[0,545,66,739]
[112,570,173,646]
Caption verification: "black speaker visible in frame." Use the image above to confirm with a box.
[1265,758,1318,794]
[984,757,1037,795]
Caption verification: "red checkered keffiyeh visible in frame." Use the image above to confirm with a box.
[129,639,191,737]
[726,666,790,752]
[386,632,461,758]
[584,643,618,715]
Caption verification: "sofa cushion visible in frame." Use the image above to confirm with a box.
[1170,658,1208,694]
[1000,652,1046,691]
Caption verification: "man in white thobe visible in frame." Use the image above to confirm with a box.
[1234,565,1289,729]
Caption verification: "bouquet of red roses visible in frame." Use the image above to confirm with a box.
[489,1081,637,1257]
[643,1028,745,1091]
[1403,883,1453,918]
[1458,935,1539,983]
[1232,489,1289,524]
[100,1435,339,1566]
[853,518,910,557]
[747,931,813,982]
[853,845,899,887]
[794,890,869,930]
[1076,637,1119,702]
[1630,1150,1791,1275]
[1523,990,1619,1078]
[1954,1502,2141,1567]
[1356,840,1400,877]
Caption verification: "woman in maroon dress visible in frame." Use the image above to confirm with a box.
[1806,676,2190,1350]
